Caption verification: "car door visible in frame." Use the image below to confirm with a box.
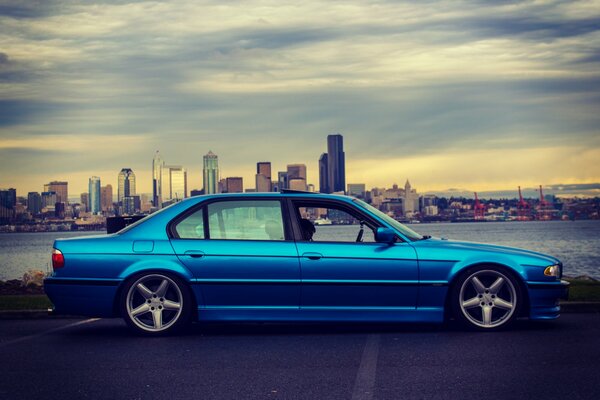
[170,198,301,310]
[292,200,419,310]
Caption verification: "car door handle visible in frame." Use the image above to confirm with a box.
[184,250,205,258]
[302,252,323,260]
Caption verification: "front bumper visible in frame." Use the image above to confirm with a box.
[527,279,570,320]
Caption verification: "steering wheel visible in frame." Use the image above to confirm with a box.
[355,221,365,242]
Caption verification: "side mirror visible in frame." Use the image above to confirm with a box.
[375,227,396,244]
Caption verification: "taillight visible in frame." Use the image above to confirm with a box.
[52,248,65,270]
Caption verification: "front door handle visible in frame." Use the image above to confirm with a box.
[184,250,205,258]
[302,252,323,260]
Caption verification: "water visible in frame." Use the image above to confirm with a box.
[1,221,599,281]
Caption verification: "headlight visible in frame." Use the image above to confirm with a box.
[544,264,561,277]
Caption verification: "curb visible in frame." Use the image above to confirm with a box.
[1,303,599,319]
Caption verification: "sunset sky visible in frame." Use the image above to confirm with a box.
[1,0,599,197]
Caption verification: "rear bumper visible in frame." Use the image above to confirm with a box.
[527,280,570,320]
[44,277,122,318]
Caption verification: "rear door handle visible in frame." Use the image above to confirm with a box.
[302,252,323,260]
[184,250,205,258]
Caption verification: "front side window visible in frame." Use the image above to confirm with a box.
[207,200,285,241]
[294,203,376,243]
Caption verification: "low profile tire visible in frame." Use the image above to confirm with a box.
[121,272,192,335]
[451,266,520,331]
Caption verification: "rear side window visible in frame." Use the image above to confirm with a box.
[207,200,285,241]
[174,208,205,239]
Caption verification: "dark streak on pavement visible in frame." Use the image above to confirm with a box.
[0,315,599,400]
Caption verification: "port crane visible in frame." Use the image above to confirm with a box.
[474,192,485,220]
[517,186,531,221]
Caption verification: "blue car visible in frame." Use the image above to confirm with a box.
[44,191,569,334]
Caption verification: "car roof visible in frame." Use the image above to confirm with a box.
[187,192,356,203]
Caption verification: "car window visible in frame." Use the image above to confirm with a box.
[295,205,376,243]
[207,200,285,241]
[174,208,205,239]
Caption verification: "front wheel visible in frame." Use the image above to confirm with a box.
[452,267,520,330]
[121,273,192,335]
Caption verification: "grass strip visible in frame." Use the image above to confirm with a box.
[0,295,52,311]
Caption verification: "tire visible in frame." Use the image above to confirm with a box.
[451,266,520,331]
[121,272,192,335]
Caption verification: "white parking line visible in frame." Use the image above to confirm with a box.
[0,318,100,349]
[351,334,381,400]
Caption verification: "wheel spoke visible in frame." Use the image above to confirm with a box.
[482,306,493,325]
[156,279,169,297]
[136,283,153,299]
[471,276,486,294]
[489,277,505,294]
[152,309,163,329]
[494,297,513,310]
[462,297,481,309]
[162,299,181,311]
[131,303,151,317]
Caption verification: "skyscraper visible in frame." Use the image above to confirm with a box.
[318,153,329,193]
[164,165,187,201]
[153,150,163,208]
[27,192,42,215]
[225,177,243,193]
[43,181,68,204]
[287,164,307,192]
[88,176,101,214]
[277,171,288,192]
[118,168,136,203]
[255,162,272,192]
[327,134,345,193]
[101,184,113,212]
[203,151,219,194]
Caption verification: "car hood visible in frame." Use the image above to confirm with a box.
[416,237,560,265]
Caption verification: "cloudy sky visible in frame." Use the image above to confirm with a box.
[1,0,599,197]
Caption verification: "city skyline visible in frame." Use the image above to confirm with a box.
[1,1,599,195]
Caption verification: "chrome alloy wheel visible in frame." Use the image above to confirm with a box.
[459,269,517,329]
[125,274,183,333]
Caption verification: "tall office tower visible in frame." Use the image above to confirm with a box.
[255,162,272,192]
[27,192,42,215]
[118,168,136,203]
[203,151,219,194]
[318,153,329,193]
[88,176,101,214]
[164,165,187,201]
[225,177,243,193]
[43,181,68,204]
[152,150,163,208]
[41,192,57,208]
[287,164,307,180]
[100,184,113,212]
[327,134,346,193]
[80,193,89,212]
[0,188,17,221]
[277,171,288,191]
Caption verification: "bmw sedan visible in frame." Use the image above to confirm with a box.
[44,191,569,335]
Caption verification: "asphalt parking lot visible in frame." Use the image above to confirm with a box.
[1,314,599,400]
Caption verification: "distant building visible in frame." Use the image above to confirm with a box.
[287,164,307,181]
[80,193,89,212]
[118,168,136,203]
[88,176,101,214]
[44,181,68,204]
[27,192,42,215]
[255,162,272,192]
[190,189,204,197]
[41,191,57,209]
[122,195,141,215]
[224,177,243,193]
[347,183,366,198]
[203,151,219,194]
[327,134,345,193]
[318,153,329,193]
[101,184,113,213]
[0,188,17,222]
[163,165,187,201]
[277,171,288,191]
[288,178,307,192]
[152,151,163,208]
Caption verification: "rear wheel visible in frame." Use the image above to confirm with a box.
[452,267,520,330]
[121,273,191,335]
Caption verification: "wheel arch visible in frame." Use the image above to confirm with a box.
[443,262,530,320]
[112,267,197,318]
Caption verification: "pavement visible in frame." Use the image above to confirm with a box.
[0,314,599,400]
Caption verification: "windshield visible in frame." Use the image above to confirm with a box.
[352,198,424,241]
